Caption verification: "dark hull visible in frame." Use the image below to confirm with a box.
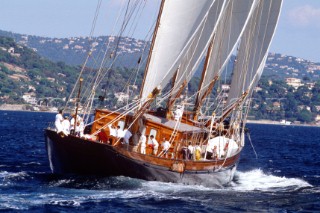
[45,129,240,187]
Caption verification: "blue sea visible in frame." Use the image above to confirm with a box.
[0,111,319,212]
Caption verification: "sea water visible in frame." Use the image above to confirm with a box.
[0,111,319,212]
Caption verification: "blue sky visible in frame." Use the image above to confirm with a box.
[1,0,320,62]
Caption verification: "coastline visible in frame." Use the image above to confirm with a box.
[0,104,319,127]
[0,104,56,113]
[247,119,319,128]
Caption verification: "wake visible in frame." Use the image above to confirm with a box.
[230,169,312,192]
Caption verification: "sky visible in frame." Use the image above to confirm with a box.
[0,0,320,62]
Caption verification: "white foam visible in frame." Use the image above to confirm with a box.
[48,200,81,207]
[0,171,29,186]
[230,169,312,191]
[142,180,211,193]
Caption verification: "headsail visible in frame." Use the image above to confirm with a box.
[227,0,283,106]
[167,0,227,100]
[195,0,258,105]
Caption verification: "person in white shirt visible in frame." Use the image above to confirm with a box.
[187,142,194,160]
[123,128,132,145]
[205,139,215,159]
[70,114,81,135]
[115,126,124,138]
[108,124,116,137]
[61,116,70,135]
[174,105,184,120]
[79,120,85,137]
[161,137,170,158]
[150,135,159,155]
[55,110,64,134]
[139,134,147,154]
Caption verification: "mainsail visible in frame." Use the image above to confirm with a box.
[140,0,218,104]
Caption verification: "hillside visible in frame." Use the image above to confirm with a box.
[1,30,320,80]
[0,33,320,124]
[0,36,79,105]
[0,30,149,69]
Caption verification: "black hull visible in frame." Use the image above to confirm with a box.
[45,129,239,187]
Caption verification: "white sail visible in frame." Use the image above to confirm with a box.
[227,0,283,105]
[169,0,227,97]
[196,0,258,101]
[140,0,217,103]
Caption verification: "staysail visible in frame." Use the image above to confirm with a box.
[227,0,283,105]
[195,0,258,104]
[167,0,227,99]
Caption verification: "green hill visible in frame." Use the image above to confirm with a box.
[0,35,320,124]
[0,36,79,104]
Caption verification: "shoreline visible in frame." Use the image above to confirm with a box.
[247,119,319,127]
[0,104,56,113]
[1,104,319,127]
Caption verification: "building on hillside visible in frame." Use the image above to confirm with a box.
[306,82,315,90]
[273,102,281,109]
[285,78,304,89]
[22,93,37,105]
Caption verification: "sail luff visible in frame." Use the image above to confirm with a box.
[139,0,165,102]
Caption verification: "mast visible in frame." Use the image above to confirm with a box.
[166,68,179,118]
[139,0,166,102]
[73,77,83,135]
[193,38,215,120]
